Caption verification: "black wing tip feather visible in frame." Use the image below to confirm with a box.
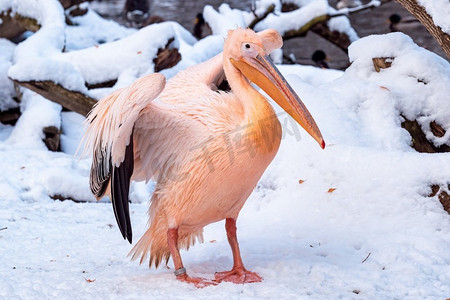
[111,135,134,244]
[90,148,112,198]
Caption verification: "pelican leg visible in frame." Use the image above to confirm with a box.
[167,228,217,288]
[214,218,263,284]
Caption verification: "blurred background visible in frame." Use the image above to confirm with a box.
[89,0,448,70]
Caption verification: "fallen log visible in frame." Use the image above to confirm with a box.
[12,40,182,116]
[13,80,96,116]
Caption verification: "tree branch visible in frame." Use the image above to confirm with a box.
[248,4,275,29]
[395,0,450,59]
[283,14,330,40]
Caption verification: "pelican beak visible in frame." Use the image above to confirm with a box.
[231,54,325,149]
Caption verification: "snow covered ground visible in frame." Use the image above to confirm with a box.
[1,1,450,299]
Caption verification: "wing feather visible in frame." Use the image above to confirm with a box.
[111,134,134,243]
[82,73,165,243]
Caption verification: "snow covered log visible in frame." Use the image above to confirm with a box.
[11,37,181,117]
[371,56,449,153]
[396,0,450,59]
[4,4,186,115]
[0,10,39,39]
[348,33,450,155]
[0,0,92,40]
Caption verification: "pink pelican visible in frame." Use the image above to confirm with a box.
[84,28,325,287]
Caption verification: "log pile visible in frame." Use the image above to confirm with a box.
[0,1,182,153]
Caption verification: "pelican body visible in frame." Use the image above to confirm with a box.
[84,28,324,287]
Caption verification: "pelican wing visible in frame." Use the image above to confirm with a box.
[83,73,166,243]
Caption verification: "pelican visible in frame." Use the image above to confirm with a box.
[83,28,324,287]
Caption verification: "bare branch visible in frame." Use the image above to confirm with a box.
[330,0,392,18]
[283,15,330,40]
[248,4,275,30]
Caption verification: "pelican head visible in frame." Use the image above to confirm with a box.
[224,28,325,149]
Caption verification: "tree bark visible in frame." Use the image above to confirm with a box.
[396,0,450,59]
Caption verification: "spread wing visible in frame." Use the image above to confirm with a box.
[83,73,166,243]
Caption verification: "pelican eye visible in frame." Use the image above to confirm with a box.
[245,43,250,49]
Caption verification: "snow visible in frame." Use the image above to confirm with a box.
[65,4,136,51]
[204,0,359,46]
[203,4,250,37]
[255,0,328,35]
[1,1,450,299]
[327,5,359,42]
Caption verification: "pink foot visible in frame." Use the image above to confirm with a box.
[214,267,263,284]
[176,273,218,288]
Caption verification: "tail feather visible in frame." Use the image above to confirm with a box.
[129,207,204,268]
